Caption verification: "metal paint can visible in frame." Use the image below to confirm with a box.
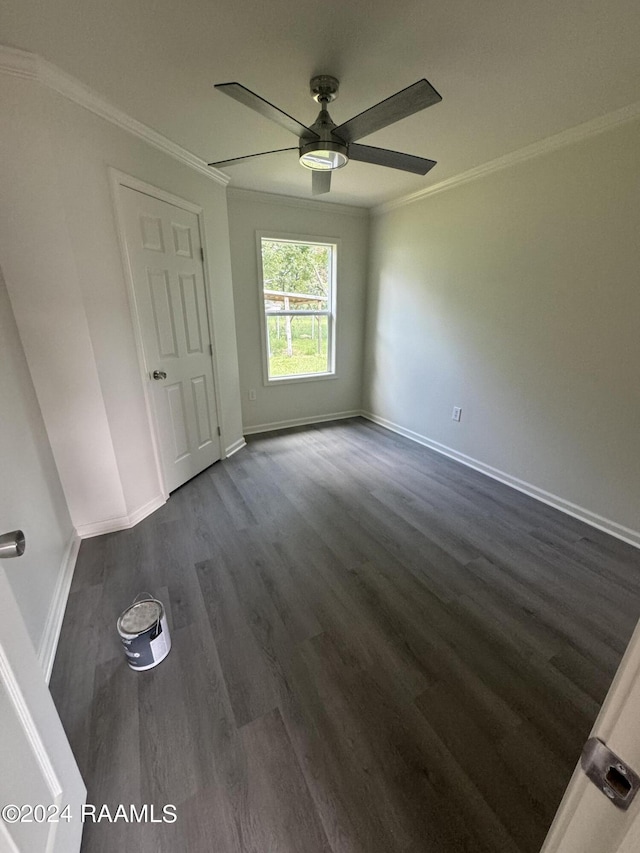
[117,596,171,671]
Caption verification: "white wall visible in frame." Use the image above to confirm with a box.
[0,68,244,538]
[0,75,129,532]
[0,266,76,658]
[227,189,369,431]
[364,117,640,541]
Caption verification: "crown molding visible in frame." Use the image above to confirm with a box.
[374,99,640,216]
[6,44,639,213]
[0,45,230,187]
[0,43,39,79]
[227,187,370,218]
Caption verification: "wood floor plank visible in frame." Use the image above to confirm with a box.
[414,681,558,852]
[255,540,324,644]
[206,463,260,531]
[137,600,206,808]
[195,556,282,728]
[277,535,432,702]
[463,555,623,673]
[238,707,333,853]
[278,631,453,853]
[80,656,141,853]
[497,721,575,817]
[346,560,524,743]
[169,620,235,798]
[48,583,103,771]
[161,783,242,853]
[169,619,245,853]
[49,418,640,853]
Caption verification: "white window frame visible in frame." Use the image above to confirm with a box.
[256,231,339,385]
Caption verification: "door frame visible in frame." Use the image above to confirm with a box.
[109,168,224,496]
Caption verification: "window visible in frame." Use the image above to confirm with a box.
[258,235,337,382]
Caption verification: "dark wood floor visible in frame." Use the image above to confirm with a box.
[50,418,640,853]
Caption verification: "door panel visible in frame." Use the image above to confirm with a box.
[149,270,179,358]
[180,274,203,353]
[0,680,52,850]
[172,223,193,257]
[542,616,640,852]
[191,376,213,448]
[166,383,189,461]
[119,187,221,492]
[140,215,164,252]
[0,569,85,852]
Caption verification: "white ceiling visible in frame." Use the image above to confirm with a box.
[3,0,640,207]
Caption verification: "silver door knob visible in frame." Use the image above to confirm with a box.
[0,530,26,558]
[152,370,167,380]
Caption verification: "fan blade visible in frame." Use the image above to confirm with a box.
[215,82,319,140]
[312,170,331,195]
[208,147,297,168]
[332,79,442,144]
[348,143,436,175]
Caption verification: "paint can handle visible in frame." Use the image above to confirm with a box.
[132,591,154,604]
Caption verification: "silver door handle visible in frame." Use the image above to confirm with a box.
[152,370,167,380]
[0,530,26,558]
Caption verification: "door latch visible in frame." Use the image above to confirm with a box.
[581,737,640,810]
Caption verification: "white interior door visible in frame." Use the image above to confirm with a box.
[118,185,221,493]
[0,564,85,852]
[542,615,640,852]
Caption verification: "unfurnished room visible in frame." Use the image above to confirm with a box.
[1,1,640,851]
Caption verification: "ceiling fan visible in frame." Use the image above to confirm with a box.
[208,75,442,195]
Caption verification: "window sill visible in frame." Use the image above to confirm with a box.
[265,371,338,387]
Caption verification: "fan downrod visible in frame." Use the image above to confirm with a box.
[310,75,339,103]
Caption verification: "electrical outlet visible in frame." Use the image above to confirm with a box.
[452,406,462,422]
[248,389,256,401]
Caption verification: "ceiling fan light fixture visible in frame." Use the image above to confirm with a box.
[299,140,348,171]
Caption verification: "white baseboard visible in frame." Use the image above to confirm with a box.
[224,437,247,458]
[243,410,361,436]
[75,493,166,539]
[361,411,640,550]
[39,532,81,683]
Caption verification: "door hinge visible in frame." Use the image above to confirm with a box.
[209,343,213,356]
[581,737,640,810]
[217,426,221,436]
[200,247,204,262]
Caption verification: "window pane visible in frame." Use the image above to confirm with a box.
[262,241,331,304]
[266,314,329,378]
[260,237,335,381]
